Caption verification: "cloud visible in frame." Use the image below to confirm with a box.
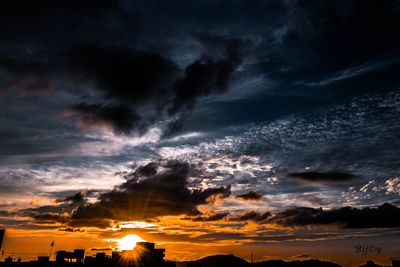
[72,161,231,222]
[236,191,263,201]
[133,162,158,177]
[288,172,356,183]
[164,34,251,135]
[0,36,248,135]
[56,191,85,204]
[186,212,229,222]
[3,75,52,97]
[63,45,180,105]
[233,211,271,222]
[62,103,140,134]
[268,203,400,228]
[19,191,87,225]
[21,161,231,227]
[1,0,399,138]
[385,177,400,195]
[30,213,68,225]
[0,210,12,216]
[294,194,324,206]
[59,227,84,232]
[168,34,248,115]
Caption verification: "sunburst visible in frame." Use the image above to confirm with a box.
[117,234,143,251]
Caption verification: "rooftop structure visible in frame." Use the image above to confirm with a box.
[56,249,85,264]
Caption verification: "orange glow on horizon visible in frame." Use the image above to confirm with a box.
[1,227,397,267]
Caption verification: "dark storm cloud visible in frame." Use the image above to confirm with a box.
[0,38,247,135]
[63,103,141,134]
[288,172,356,183]
[72,161,231,221]
[63,45,180,104]
[233,211,271,222]
[1,0,398,139]
[268,203,400,228]
[55,45,180,134]
[20,191,87,225]
[0,0,253,137]
[185,212,229,222]
[162,34,250,135]
[236,191,263,201]
[56,191,85,205]
[0,1,255,137]
[169,34,249,114]
[0,45,179,103]
[20,162,231,227]
[134,162,158,177]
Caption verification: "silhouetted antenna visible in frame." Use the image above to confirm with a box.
[49,240,55,260]
[0,229,5,261]
[251,249,254,264]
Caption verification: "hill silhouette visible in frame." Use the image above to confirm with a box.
[195,254,248,267]
[254,259,341,267]
[187,254,342,267]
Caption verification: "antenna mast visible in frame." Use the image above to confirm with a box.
[0,229,5,261]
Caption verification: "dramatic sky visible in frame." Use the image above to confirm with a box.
[1,0,400,266]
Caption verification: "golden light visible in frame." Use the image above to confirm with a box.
[117,234,143,251]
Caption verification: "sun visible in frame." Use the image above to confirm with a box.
[117,234,143,251]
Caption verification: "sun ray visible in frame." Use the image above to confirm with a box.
[117,234,143,251]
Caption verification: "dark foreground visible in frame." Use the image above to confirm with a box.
[1,242,398,267]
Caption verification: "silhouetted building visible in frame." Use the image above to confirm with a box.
[111,242,165,267]
[37,256,50,262]
[84,252,110,267]
[136,242,165,267]
[4,257,12,264]
[358,261,383,267]
[56,249,85,264]
[393,260,400,267]
[112,251,122,262]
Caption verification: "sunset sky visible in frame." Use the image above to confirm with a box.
[0,1,400,266]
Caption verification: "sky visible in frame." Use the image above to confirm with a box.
[0,0,400,266]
